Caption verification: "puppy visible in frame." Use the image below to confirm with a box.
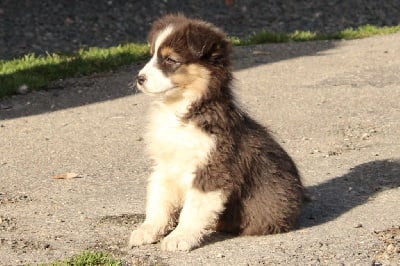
[129,14,304,252]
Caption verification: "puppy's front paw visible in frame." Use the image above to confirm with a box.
[128,224,160,248]
[161,231,201,252]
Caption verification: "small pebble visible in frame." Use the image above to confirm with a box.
[361,133,370,140]
[354,223,363,228]
[216,253,225,258]
[386,243,394,252]
[17,84,29,95]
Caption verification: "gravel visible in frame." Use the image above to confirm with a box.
[1,0,399,59]
[0,31,399,265]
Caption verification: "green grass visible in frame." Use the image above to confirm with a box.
[43,251,122,266]
[232,24,400,45]
[0,43,149,98]
[1,24,400,99]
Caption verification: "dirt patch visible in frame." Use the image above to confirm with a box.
[0,192,31,205]
[326,123,380,156]
[98,213,145,227]
[374,226,400,264]
[0,238,51,254]
[0,216,16,231]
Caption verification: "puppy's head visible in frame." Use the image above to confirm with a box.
[136,14,231,98]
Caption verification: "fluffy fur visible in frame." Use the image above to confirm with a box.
[129,14,304,252]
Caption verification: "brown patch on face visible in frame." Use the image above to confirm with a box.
[160,47,174,59]
[170,64,210,97]
[161,63,210,104]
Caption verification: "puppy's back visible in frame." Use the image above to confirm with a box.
[186,95,304,235]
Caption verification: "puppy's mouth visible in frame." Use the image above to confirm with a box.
[135,82,179,97]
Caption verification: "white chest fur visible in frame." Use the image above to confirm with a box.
[146,101,215,188]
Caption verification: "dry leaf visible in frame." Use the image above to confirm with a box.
[52,172,80,179]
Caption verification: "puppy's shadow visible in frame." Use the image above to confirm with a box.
[299,159,400,228]
[204,159,400,246]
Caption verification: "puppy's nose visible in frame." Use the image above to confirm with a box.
[137,74,147,86]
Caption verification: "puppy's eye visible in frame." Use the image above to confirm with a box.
[164,57,179,65]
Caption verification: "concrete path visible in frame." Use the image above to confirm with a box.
[1,33,399,265]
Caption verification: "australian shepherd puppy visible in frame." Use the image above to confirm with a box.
[129,14,304,252]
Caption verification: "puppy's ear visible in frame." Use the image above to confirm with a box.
[186,23,231,66]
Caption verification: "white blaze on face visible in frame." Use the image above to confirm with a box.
[138,26,175,94]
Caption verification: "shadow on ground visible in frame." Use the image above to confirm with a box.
[203,159,400,246]
[300,159,400,228]
[0,40,336,120]
[123,159,400,249]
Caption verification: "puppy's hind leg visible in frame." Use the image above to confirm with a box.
[129,172,180,247]
[161,188,226,252]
